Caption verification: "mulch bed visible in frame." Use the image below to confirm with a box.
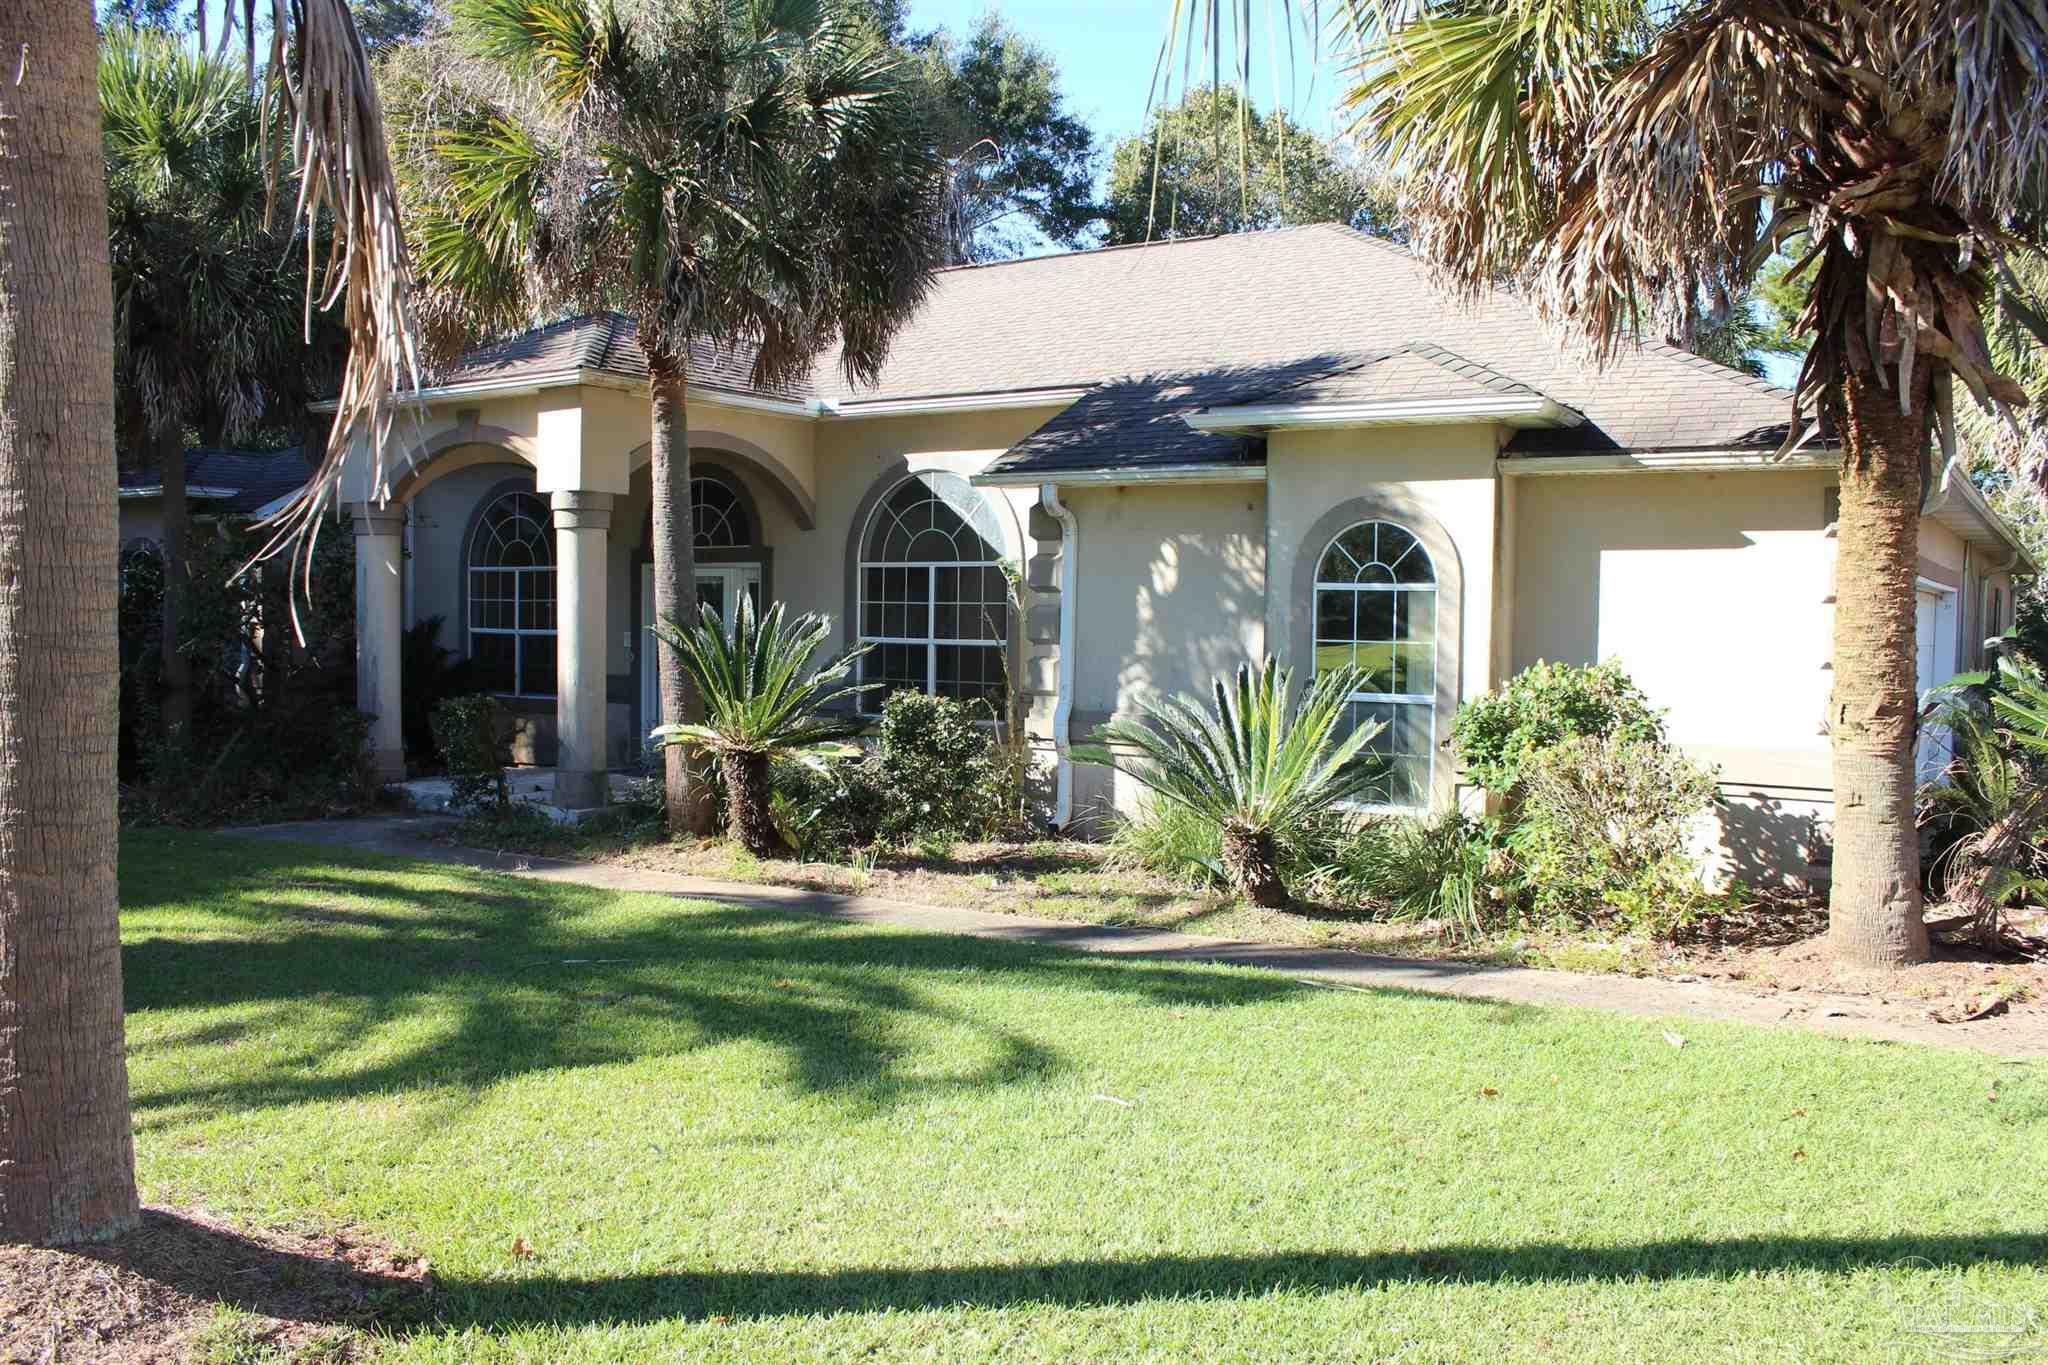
[0,1206,432,1364]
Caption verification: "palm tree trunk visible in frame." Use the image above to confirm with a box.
[722,751,787,857]
[156,421,191,737]
[0,0,141,1246]
[1827,368,1932,968]
[649,356,715,836]
[1220,824,1288,908]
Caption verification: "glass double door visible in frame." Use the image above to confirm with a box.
[640,563,762,738]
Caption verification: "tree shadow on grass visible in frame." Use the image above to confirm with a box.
[416,1232,2048,1329]
[68,1214,2048,1338]
[129,846,1504,1128]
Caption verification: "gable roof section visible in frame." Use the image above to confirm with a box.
[431,312,815,403]
[1230,342,1558,408]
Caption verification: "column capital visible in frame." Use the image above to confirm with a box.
[347,501,406,538]
[550,490,614,532]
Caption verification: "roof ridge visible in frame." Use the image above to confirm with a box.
[930,223,1334,276]
[1646,337,1797,400]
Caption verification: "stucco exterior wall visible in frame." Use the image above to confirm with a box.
[1065,482,1267,723]
[1510,468,1838,786]
[1266,425,1501,702]
[1509,468,1839,886]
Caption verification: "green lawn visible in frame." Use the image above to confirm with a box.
[122,831,2047,1362]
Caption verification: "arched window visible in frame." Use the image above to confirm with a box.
[692,475,751,547]
[858,471,1010,712]
[1314,520,1436,805]
[468,490,556,697]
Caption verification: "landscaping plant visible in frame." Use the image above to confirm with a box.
[1330,811,1504,942]
[1075,658,1385,907]
[653,597,875,857]
[430,694,509,813]
[1926,648,2048,941]
[1508,733,1720,938]
[1451,660,1664,798]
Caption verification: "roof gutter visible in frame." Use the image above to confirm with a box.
[975,462,1264,489]
[119,484,240,500]
[1923,462,2038,575]
[1186,394,1582,433]
[822,387,1089,419]
[1500,450,1838,475]
[311,371,1079,423]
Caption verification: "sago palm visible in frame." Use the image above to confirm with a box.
[386,0,947,835]
[1927,651,2048,940]
[653,595,875,857]
[1075,658,1386,907]
[1315,0,2048,967]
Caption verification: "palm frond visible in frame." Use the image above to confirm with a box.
[650,594,876,755]
[1074,657,1388,833]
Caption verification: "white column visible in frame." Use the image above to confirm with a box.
[551,491,612,809]
[350,502,407,784]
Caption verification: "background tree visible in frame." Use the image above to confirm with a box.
[3,0,414,1247]
[1327,0,2048,967]
[0,0,142,1249]
[389,0,946,834]
[911,14,1100,262]
[1103,85,1397,244]
[101,29,338,738]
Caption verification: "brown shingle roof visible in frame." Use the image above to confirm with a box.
[428,224,1799,474]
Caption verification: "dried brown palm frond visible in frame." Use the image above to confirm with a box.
[209,0,424,637]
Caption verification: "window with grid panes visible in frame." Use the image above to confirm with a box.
[857,472,1010,713]
[1313,520,1437,806]
[467,491,557,697]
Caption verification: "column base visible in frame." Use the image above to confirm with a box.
[553,768,610,810]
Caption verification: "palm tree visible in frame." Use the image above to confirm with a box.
[101,28,331,737]
[385,0,947,836]
[1303,0,2048,968]
[654,596,875,856]
[1075,659,1386,907]
[1,0,410,1246]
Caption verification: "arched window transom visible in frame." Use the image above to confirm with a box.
[692,476,751,548]
[1314,520,1436,805]
[858,472,1009,713]
[468,490,556,697]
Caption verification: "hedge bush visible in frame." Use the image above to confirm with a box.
[1451,659,1664,795]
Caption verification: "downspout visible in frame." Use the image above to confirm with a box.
[1039,482,1078,829]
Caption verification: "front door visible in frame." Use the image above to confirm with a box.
[640,563,763,742]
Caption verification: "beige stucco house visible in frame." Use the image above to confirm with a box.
[333,224,2032,884]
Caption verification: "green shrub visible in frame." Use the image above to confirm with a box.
[1328,811,1506,941]
[126,701,376,827]
[765,691,1020,860]
[1507,733,1719,937]
[1451,659,1665,795]
[874,692,1006,844]
[431,694,509,812]
[1075,657,1387,907]
[770,753,890,860]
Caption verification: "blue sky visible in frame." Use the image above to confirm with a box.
[903,0,1351,145]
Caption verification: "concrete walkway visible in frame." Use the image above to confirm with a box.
[230,817,2048,1060]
